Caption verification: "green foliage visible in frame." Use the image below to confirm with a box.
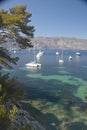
[0,84,10,130]
[13,124,33,130]
[0,73,25,130]
[10,5,27,15]
[8,105,18,121]
[0,84,6,102]
[0,5,35,48]
[0,73,25,100]
[0,104,6,117]
[0,4,34,68]
[0,4,35,130]
[0,114,10,130]
[0,47,19,69]
[0,102,18,130]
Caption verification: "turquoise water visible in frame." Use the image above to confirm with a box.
[3,49,87,130]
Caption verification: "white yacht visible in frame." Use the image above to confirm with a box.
[25,45,41,67]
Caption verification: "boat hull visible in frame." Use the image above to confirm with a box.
[59,59,64,63]
[25,62,41,67]
[76,52,80,56]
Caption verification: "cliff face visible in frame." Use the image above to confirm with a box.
[31,36,87,50]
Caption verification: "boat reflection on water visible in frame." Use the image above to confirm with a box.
[76,55,80,62]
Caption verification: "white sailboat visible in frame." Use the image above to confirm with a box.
[76,52,80,56]
[69,55,72,60]
[75,38,80,56]
[36,50,44,59]
[38,50,44,56]
[59,45,64,64]
[56,51,59,55]
[25,61,41,67]
[25,45,41,67]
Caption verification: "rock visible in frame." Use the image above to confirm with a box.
[6,101,46,130]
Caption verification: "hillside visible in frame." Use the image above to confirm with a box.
[31,36,87,50]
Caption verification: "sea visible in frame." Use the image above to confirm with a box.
[3,49,87,130]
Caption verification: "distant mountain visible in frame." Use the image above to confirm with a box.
[31,36,87,50]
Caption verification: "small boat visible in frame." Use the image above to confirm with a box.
[76,52,80,56]
[38,50,44,56]
[36,50,44,57]
[59,45,64,64]
[36,50,44,59]
[59,59,64,63]
[13,50,16,54]
[69,56,72,60]
[25,44,41,68]
[56,51,59,55]
[36,53,41,59]
[25,61,41,67]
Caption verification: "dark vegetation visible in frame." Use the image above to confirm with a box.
[0,5,34,130]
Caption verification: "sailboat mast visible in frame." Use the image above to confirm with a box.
[33,44,35,61]
[61,42,64,59]
[61,49,63,59]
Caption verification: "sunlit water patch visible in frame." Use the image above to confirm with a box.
[26,73,87,102]
[58,70,71,75]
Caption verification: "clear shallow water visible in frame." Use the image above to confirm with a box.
[3,49,87,130]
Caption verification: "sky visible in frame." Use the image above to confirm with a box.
[0,0,87,39]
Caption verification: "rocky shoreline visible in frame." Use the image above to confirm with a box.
[6,100,46,130]
[9,108,46,130]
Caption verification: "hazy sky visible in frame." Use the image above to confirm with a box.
[0,0,87,39]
